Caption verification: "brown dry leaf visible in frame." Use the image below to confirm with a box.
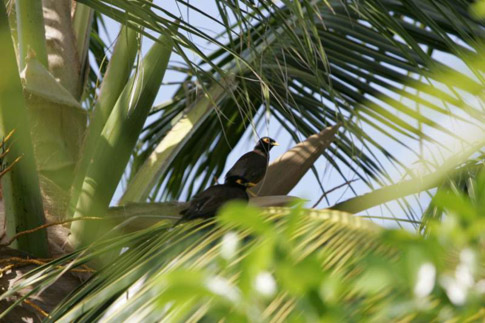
[0,248,83,322]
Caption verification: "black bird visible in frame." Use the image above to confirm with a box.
[176,176,251,225]
[225,137,279,187]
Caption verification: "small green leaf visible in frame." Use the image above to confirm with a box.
[217,202,272,235]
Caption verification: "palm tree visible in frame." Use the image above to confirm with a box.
[0,0,484,320]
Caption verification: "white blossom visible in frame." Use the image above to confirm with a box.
[414,262,436,298]
[220,232,239,260]
[254,271,277,297]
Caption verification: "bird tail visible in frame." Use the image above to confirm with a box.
[171,217,184,228]
[171,208,188,228]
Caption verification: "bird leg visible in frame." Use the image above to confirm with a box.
[247,182,258,197]
[248,190,258,197]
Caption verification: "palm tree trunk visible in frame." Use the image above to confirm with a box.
[42,0,82,99]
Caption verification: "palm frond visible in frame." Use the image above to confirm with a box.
[420,155,485,233]
[2,206,385,321]
[100,0,485,204]
[3,201,484,321]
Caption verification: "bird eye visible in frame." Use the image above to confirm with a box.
[236,179,243,184]
[263,138,269,143]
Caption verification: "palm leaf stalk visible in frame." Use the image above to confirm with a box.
[0,2,48,257]
[72,3,94,91]
[15,0,48,69]
[67,25,139,219]
[69,29,176,248]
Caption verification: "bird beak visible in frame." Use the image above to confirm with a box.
[272,141,280,146]
[247,182,257,187]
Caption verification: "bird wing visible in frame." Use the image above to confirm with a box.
[180,186,249,221]
[181,186,221,220]
[225,151,268,183]
[194,187,248,217]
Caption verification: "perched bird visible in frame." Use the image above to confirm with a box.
[225,137,279,187]
[176,176,251,225]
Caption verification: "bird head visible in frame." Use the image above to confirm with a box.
[255,137,279,152]
[225,176,255,188]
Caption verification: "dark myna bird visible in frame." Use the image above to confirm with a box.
[175,176,252,225]
[225,137,278,187]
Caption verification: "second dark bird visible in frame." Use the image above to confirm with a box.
[225,136,279,187]
[177,175,251,224]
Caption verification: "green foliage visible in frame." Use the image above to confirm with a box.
[4,188,485,321]
[420,157,485,232]
[1,204,380,321]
